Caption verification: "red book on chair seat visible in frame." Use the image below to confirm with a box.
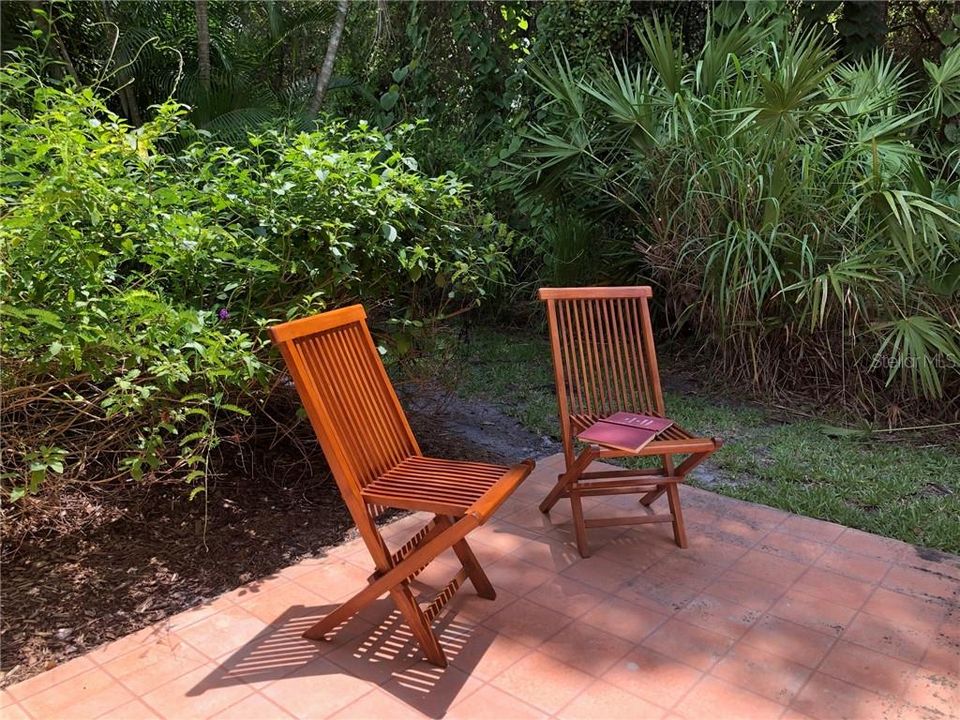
[577,412,673,453]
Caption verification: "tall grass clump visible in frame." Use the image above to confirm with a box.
[515,15,960,420]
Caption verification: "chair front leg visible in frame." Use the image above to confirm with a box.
[301,514,478,648]
[540,446,596,513]
[640,454,674,506]
[390,583,448,667]
[665,483,688,548]
[438,515,496,600]
[569,485,590,558]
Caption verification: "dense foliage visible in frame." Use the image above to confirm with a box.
[2,0,959,529]
[0,63,513,512]
[514,16,960,416]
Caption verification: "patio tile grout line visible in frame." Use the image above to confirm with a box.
[764,543,940,716]
[790,560,931,711]
[645,512,798,717]
[762,528,909,712]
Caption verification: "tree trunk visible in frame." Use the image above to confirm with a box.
[195,0,211,92]
[306,0,349,120]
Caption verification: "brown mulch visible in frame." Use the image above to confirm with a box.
[0,390,552,689]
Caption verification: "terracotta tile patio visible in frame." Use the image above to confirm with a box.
[4,454,958,719]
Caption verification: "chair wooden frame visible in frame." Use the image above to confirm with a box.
[538,287,722,558]
[270,305,533,667]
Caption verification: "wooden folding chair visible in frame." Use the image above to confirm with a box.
[538,287,722,558]
[269,305,533,667]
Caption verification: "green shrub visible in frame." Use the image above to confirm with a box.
[513,15,960,417]
[0,63,515,513]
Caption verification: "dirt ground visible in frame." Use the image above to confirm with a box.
[0,388,556,688]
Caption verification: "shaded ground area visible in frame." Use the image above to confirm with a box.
[0,387,548,688]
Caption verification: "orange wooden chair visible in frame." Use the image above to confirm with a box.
[538,287,722,558]
[269,305,533,667]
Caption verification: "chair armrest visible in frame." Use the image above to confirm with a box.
[467,459,535,523]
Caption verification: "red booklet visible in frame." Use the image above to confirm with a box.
[577,412,673,453]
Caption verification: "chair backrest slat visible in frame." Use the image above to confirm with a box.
[540,287,665,456]
[269,305,419,508]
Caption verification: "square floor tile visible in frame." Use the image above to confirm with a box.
[557,679,665,719]
[447,625,532,682]
[818,640,916,698]
[447,684,548,719]
[704,570,787,613]
[674,593,761,640]
[641,619,735,671]
[791,672,905,720]
[739,615,836,669]
[861,587,947,632]
[922,621,960,677]
[508,535,581,572]
[482,597,572,648]
[260,658,374,718]
[20,668,136,720]
[616,572,702,615]
[882,565,958,603]
[778,515,845,544]
[841,610,931,664]
[711,642,812,705]
[834,528,907,560]
[178,605,270,660]
[379,662,482,718]
[540,620,634,676]
[642,554,727,592]
[602,645,703,708]
[790,568,873,610]
[210,692,294,719]
[290,561,371,602]
[490,651,593,715]
[731,549,809,587]
[7,655,96,702]
[816,548,890,584]
[561,556,634,593]
[768,591,857,638]
[100,632,209,696]
[0,704,29,720]
[682,537,751,569]
[141,664,254,719]
[483,558,556,596]
[593,531,675,571]
[675,675,786,720]
[97,699,162,719]
[901,666,960,717]
[330,687,432,719]
[755,531,828,565]
[525,575,608,619]
[580,595,670,645]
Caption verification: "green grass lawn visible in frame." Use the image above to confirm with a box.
[455,326,960,554]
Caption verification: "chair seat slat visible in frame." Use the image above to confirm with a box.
[362,456,511,514]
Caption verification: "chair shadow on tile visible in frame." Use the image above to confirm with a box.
[188,600,493,718]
